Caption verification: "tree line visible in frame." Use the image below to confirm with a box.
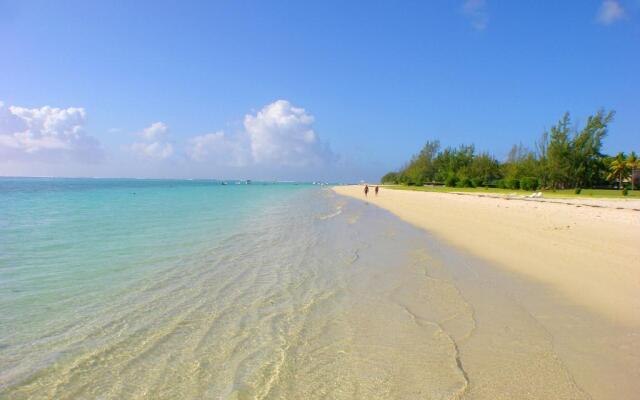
[381,110,639,191]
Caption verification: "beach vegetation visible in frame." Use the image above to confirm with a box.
[457,177,473,188]
[471,177,484,188]
[626,152,638,190]
[445,174,459,187]
[520,177,539,191]
[384,185,640,199]
[381,172,400,184]
[607,152,630,189]
[505,178,520,190]
[382,109,638,194]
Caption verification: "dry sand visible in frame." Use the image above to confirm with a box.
[333,185,640,399]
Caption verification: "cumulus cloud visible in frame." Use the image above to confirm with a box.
[187,100,335,168]
[140,121,168,140]
[129,141,173,160]
[0,101,102,162]
[127,122,174,160]
[244,100,333,167]
[597,0,625,25]
[186,131,249,166]
[462,0,488,31]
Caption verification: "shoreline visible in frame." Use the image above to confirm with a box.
[333,185,640,325]
[333,185,640,399]
[412,189,640,210]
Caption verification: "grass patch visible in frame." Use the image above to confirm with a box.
[383,185,640,199]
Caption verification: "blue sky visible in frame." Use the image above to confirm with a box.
[0,0,638,181]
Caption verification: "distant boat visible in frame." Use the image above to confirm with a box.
[221,181,228,185]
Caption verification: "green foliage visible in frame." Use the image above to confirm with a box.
[502,144,538,181]
[574,188,582,195]
[457,177,473,188]
[628,152,639,190]
[385,142,501,187]
[379,109,629,192]
[432,145,475,182]
[471,177,484,188]
[623,188,629,196]
[470,152,501,184]
[607,152,630,189]
[546,113,573,188]
[520,177,539,191]
[505,178,520,190]
[380,172,399,184]
[444,174,458,187]
[398,140,440,185]
[542,110,614,189]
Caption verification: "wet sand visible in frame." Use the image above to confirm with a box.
[333,185,640,399]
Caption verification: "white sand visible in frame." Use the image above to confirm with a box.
[334,185,640,398]
[333,185,640,326]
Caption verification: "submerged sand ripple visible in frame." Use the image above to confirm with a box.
[2,189,612,399]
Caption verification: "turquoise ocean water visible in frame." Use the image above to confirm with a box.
[1,178,471,399]
[0,178,593,399]
[1,179,325,397]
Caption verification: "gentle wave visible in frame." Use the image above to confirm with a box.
[318,205,343,220]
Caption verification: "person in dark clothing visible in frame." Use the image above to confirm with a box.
[364,184,369,197]
[375,186,379,196]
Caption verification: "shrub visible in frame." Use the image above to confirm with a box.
[494,179,505,189]
[623,188,629,196]
[471,177,484,188]
[505,178,520,190]
[380,172,399,184]
[520,177,539,191]
[574,188,582,195]
[444,174,459,187]
[457,177,473,188]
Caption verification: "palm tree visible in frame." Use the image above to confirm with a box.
[607,152,630,189]
[627,151,639,190]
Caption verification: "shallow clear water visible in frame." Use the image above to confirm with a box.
[0,179,596,399]
[0,179,321,396]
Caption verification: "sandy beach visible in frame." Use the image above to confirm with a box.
[334,185,640,399]
[334,185,640,324]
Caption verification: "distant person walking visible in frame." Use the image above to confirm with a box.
[375,186,379,196]
[364,184,369,197]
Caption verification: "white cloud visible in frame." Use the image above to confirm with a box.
[597,0,625,25]
[140,121,168,140]
[187,100,335,168]
[0,101,102,162]
[462,0,488,31]
[129,141,173,160]
[186,131,249,166]
[244,100,333,167]
[127,121,173,160]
